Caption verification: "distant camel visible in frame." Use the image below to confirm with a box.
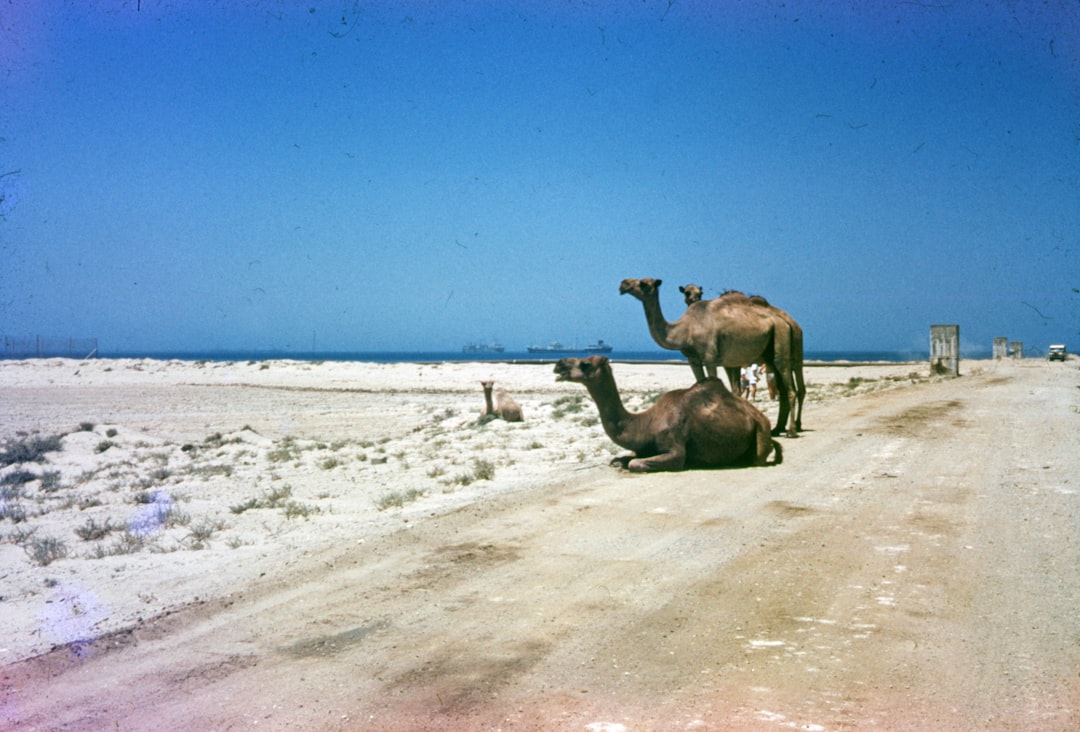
[619,277,802,436]
[481,381,524,422]
[554,355,781,472]
[678,284,805,430]
[679,283,703,306]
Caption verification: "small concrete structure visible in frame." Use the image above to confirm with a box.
[930,324,960,376]
[993,337,1008,360]
[1009,341,1024,359]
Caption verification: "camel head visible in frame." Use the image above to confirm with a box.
[679,284,703,305]
[618,277,662,301]
[553,355,610,385]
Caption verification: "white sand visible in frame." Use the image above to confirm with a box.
[1,356,933,662]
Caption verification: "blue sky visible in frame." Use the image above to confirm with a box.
[2,1,1078,356]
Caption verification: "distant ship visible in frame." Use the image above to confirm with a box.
[462,341,505,354]
[526,340,613,355]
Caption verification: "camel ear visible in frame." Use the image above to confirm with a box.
[678,285,686,293]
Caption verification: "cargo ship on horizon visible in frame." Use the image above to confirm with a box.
[526,340,613,355]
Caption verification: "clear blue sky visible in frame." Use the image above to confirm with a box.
[2,1,1078,356]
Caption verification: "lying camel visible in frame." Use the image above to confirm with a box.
[480,381,524,422]
[554,355,781,472]
[678,283,805,431]
[620,277,802,437]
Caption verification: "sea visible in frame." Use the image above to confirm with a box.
[92,349,932,364]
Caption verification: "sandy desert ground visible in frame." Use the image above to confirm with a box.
[1,355,1077,730]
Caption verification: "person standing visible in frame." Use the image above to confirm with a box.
[740,363,759,400]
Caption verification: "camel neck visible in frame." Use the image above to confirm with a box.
[583,372,633,440]
[641,296,679,350]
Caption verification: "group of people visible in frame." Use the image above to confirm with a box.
[739,362,777,401]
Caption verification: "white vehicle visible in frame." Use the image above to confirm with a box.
[1048,344,1067,361]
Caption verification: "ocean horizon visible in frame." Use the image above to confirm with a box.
[79,348,937,364]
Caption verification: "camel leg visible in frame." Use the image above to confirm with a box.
[626,445,687,472]
[753,425,774,465]
[689,359,708,383]
[792,365,806,432]
[725,366,741,395]
[768,360,797,437]
[782,371,798,437]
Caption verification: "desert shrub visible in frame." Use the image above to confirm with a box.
[0,501,28,523]
[94,440,116,454]
[75,517,119,541]
[263,484,293,506]
[184,518,225,548]
[374,488,425,510]
[282,501,320,519]
[551,395,585,419]
[1,485,24,500]
[189,464,233,478]
[229,484,293,514]
[105,428,118,438]
[229,497,260,514]
[2,470,38,487]
[5,526,37,545]
[104,531,149,556]
[319,457,341,470]
[0,434,64,466]
[472,459,496,481]
[78,422,95,432]
[25,536,68,566]
[40,471,63,492]
[267,441,299,463]
[446,458,495,487]
[162,506,191,528]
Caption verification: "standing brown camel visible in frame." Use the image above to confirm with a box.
[480,381,524,422]
[619,277,801,437]
[554,355,781,472]
[678,284,805,432]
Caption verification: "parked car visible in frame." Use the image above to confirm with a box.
[1048,344,1067,361]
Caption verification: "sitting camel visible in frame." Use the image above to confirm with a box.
[480,381,524,422]
[554,355,781,472]
[619,277,802,436]
[678,283,805,430]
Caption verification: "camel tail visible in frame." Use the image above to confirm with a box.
[771,439,783,465]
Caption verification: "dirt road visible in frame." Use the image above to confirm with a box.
[5,359,1078,730]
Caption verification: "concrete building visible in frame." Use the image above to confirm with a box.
[930,324,960,376]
